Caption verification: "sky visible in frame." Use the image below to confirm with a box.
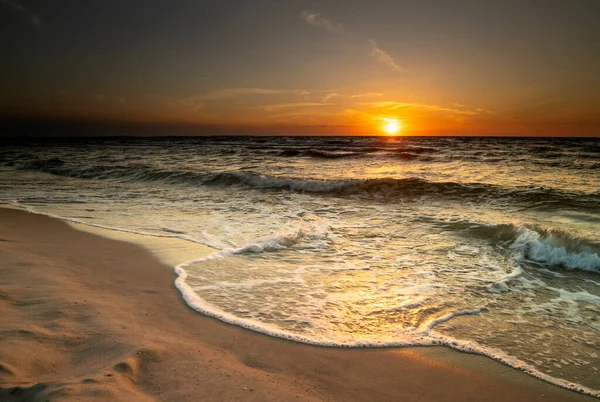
[1,0,599,136]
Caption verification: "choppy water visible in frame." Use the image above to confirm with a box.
[1,136,599,396]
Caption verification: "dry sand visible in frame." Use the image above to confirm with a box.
[0,207,595,401]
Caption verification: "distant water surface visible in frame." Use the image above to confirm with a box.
[1,136,599,396]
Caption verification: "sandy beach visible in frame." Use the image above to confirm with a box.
[0,207,595,402]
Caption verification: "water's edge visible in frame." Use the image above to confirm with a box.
[4,203,598,399]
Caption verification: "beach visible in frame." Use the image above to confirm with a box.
[0,207,595,401]
[3,0,599,398]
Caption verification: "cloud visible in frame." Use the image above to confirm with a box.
[321,93,339,102]
[256,102,331,112]
[195,87,309,101]
[362,101,489,116]
[159,87,312,113]
[162,88,310,109]
[300,11,345,33]
[301,11,405,73]
[1,0,42,30]
[266,111,339,120]
[322,92,384,101]
[369,40,405,72]
[349,92,384,99]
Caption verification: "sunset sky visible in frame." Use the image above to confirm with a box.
[1,0,599,136]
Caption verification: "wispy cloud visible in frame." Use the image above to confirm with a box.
[162,87,310,109]
[256,102,331,112]
[300,11,345,33]
[349,92,384,99]
[196,87,309,101]
[266,111,339,120]
[319,92,385,102]
[1,0,42,31]
[301,11,405,73]
[363,101,490,115]
[369,40,405,72]
[321,93,339,102]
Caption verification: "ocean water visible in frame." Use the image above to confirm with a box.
[1,136,599,396]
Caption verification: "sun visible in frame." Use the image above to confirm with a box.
[382,118,402,135]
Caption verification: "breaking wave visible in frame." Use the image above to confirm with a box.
[511,226,600,273]
[424,218,600,274]
[10,159,599,211]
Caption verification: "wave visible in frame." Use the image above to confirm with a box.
[275,148,432,160]
[6,141,599,172]
[473,222,600,274]
[17,159,208,185]
[389,151,435,161]
[12,159,600,211]
[295,146,438,159]
[389,147,438,155]
[417,218,600,274]
[271,146,597,169]
[511,226,600,273]
[204,172,486,195]
[22,157,65,169]
[277,149,362,159]
[203,172,599,211]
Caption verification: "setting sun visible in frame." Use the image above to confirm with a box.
[382,118,402,135]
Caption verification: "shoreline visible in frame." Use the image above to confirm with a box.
[0,207,596,401]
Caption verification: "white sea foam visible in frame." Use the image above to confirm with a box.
[227,171,355,193]
[174,259,600,397]
[549,287,600,305]
[488,263,524,293]
[512,226,600,273]
[421,308,483,334]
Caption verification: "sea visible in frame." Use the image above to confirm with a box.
[0,136,599,396]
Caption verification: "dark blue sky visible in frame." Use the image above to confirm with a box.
[1,0,599,135]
